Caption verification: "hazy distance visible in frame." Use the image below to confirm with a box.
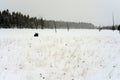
[0,0,120,26]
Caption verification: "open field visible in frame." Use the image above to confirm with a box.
[0,29,120,80]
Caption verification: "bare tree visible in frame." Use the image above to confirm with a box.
[112,13,115,31]
[98,25,102,32]
[67,23,69,32]
[40,18,44,29]
[54,21,57,33]
[118,25,120,33]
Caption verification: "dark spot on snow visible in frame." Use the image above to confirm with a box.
[72,79,74,80]
[50,64,53,68]
[40,73,42,77]
[19,64,23,69]
[19,67,23,69]
[43,77,45,79]
[34,33,39,37]
[63,73,66,75]
[65,44,67,46]
[100,65,103,67]
[77,65,79,67]
[29,61,31,63]
[4,67,7,70]
[109,74,111,79]
[82,61,85,63]
[113,65,116,68]
[39,73,45,79]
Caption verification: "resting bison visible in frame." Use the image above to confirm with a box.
[34,33,39,37]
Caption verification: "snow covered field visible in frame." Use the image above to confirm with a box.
[0,29,120,80]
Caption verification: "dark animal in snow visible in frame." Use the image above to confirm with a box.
[34,33,39,37]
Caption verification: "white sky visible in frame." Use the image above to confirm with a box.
[0,0,120,26]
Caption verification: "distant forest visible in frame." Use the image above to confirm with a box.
[0,9,95,29]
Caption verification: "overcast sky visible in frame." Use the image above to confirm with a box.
[0,0,120,26]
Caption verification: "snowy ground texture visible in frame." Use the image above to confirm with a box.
[0,29,120,80]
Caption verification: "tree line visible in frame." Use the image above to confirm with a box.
[98,25,120,32]
[0,9,95,29]
[98,14,120,32]
[0,9,44,29]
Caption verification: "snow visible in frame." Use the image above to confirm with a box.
[0,29,120,80]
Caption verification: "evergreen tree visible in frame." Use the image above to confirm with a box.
[67,23,69,32]
[118,25,120,32]
[40,18,44,29]
[112,26,115,31]
[54,21,57,32]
